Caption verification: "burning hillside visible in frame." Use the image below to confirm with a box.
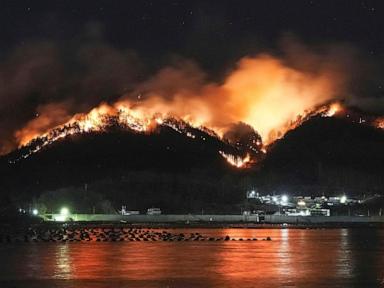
[4,51,384,168]
[7,99,349,168]
[8,102,261,167]
[3,49,352,155]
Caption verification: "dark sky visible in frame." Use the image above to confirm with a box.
[0,0,383,70]
[1,0,384,153]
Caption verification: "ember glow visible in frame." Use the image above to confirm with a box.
[12,99,347,166]
[15,54,347,143]
[374,117,384,129]
[8,55,383,168]
[219,151,251,168]
[324,102,343,117]
[10,52,354,167]
[13,51,378,168]
[11,101,225,163]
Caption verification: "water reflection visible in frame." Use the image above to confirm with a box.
[277,229,292,276]
[0,228,383,287]
[54,244,72,279]
[335,229,353,280]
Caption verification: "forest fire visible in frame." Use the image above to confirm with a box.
[10,100,347,167]
[258,101,344,146]
[13,54,348,152]
[7,53,383,168]
[219,151,251,168]
[324,102,343,117]
[16,103,149,147]
[12,103,162,162]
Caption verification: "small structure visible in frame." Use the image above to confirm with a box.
[282,208,330,216]
[120,206,140,215]
[147,208,162,215]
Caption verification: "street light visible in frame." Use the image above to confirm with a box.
[60,207,69,216]
[281,195,288,204]
[32,209,38,216]
[340,195,347,204]
[298,200,306,206]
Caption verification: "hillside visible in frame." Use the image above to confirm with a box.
[259,116,384,195]
[1,112,384,213]
[0,119,257,213]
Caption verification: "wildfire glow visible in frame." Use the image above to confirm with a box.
[324,102,343,117]
[10,53,364,167]
[375,117,384,129]
[219,151,251,168]
[11,101,216,163]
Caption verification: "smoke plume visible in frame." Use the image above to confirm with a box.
[1,37,361,155]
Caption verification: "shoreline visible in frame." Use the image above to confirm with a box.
[14,221,384,230]
[38,213,384,229]
[1,221,383,243]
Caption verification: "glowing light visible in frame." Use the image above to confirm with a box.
[281,195,288,204]
[340,195,347,204]
[248,190,256,198]
[12,51,347,159]
[11,100,353,170]
[219,151,251,168]
[32,209,38,215]
[60,207,69,216]
[261,147,267,154]
[54,215,67,222]
[374,117,384,129]
[9,47,367,173]
[297,200,306,206]
[324,102,342,117]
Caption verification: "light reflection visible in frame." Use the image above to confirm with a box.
[276,228,292,276]
[336,228,353,279]
[54,244,72,279]
[8,228,383,287]
[215,229,286,286]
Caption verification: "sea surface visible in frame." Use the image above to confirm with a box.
[0,228,383,288]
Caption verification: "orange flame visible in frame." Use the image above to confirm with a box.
[219,151,251,168]
[323,102,343,117]
[12,53,353,167]
[374,117,384,129]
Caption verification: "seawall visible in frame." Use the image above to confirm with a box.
[43,214,384,225]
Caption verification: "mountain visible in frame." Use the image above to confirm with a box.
[0,118,259,213]
[259,115,384,196]
[1,108,383,213]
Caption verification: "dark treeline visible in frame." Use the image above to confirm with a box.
[1,116,384,214]
[0,124,252,214]
[258,117,384,196]
[29,171,246,214]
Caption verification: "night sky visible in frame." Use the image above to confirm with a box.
[0,0,383,70]
[1,0,384,153]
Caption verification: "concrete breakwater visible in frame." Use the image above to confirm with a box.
[0,227,272,243]
[44,213,384,225]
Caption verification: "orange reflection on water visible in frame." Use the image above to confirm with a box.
[215,229,344,287]
[23,228,384,287]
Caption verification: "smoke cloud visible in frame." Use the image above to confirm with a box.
[120,40,352,144]
[0,33,372,155]
[0,39,141,153]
